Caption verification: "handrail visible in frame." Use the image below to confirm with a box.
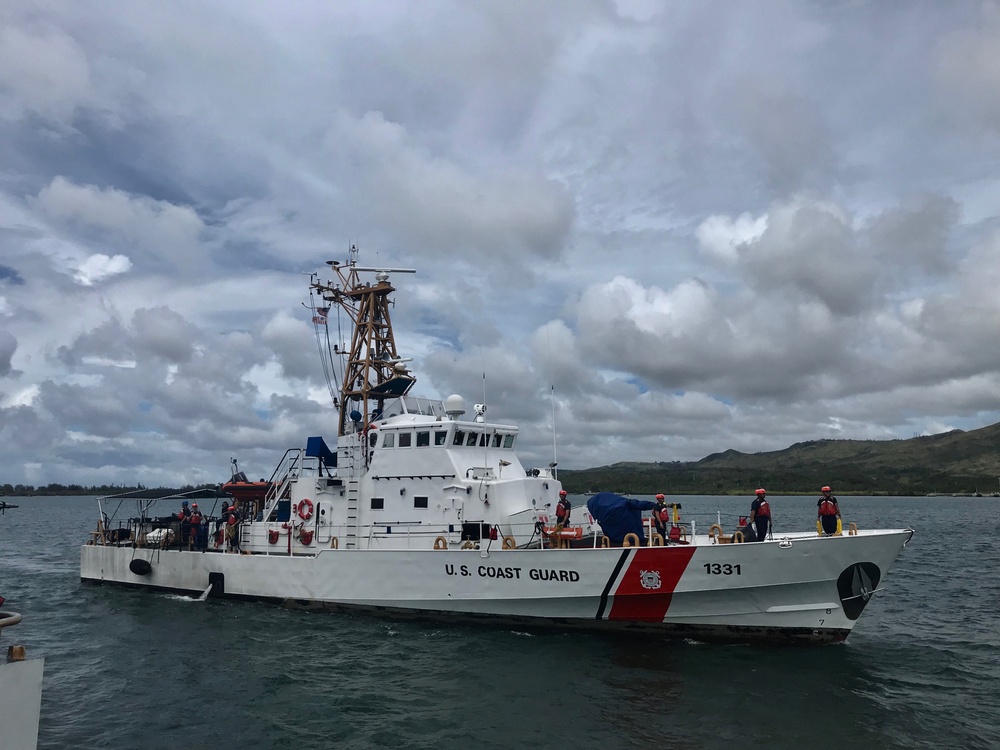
[261,449,306,520]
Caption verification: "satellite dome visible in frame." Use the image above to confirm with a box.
[444,394,466,419]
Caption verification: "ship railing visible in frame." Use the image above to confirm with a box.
[261,451,331,498]
[91,513,232,551]
[264,449,303,501]
[250,515,867,552]
[262,448,307,516]
[306,520,609,551]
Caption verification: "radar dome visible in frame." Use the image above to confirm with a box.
[444,394,466,419]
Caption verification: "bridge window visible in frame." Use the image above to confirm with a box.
[453,430,465,446]
[414,496,428,509]
[382,432,395,448]
[492,433,502,448]
[416,431,430,447]
[504,434,514,448]
[466,431,478,447]
[435,430,448,446]
[399,432,412,448]
[371,497,384,510]
[479,433,488,447]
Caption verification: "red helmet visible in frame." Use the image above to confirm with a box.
[655,494,665,500]
[558,490,567,497]
[821,486,831,492]
[755,488,766,495]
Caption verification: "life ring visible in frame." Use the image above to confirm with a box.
[433,536,448,550]
[650,532,664,547]
[297,498,314,520]
[709,524,723,541]
[623,533,640,547]
[733,530,745,544]
[502,536,516,550]
[268,529,280,545]
[330,536,339,549]
[848,522,858,536]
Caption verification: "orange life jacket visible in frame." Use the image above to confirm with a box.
[755,500,770,518]
[556,499,571,521]
[819,499,838,516]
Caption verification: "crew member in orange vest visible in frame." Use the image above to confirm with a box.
[749,489,771,542]
[817,486,841,535]
[652,494,669,540]
[225,505,241,553]
[189,502,204,549]
[555,491,572,528]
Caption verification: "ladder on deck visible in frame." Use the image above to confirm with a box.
[345,480,360,549]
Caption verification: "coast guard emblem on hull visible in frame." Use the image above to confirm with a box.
[639,570,662,590]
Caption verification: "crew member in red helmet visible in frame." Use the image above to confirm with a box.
[817,486,841,535]
[225,505,241,553]
[749,489,771,542]
[652,493,670,540]
[555,490,572,528]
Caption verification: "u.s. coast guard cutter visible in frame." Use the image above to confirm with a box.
[81,249,913,643]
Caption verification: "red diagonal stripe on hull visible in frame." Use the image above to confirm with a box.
[607,546,697,622]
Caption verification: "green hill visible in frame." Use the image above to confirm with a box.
[559,422,1000,496]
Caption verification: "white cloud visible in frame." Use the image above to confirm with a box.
[696,212,769,264]
[0,21,91,123]
[1,384,38,408]
[0,1,998,485]
[72,253,132,286]
[36,178,206,273]
[321,110,575,260]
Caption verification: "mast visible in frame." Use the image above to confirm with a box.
[310,247,416,436]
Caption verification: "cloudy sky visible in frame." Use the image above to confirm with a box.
[2,1,1000,487]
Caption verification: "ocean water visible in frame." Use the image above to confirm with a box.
[1,494,997,750]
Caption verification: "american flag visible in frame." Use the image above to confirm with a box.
[312,307,329,325]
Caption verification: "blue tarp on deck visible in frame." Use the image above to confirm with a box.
[586,492,658,546]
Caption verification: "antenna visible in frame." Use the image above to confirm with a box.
[550,383,558,473]
[481,370,488,469]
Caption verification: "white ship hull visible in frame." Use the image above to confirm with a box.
[0,659,43,750]
[0,610,44,750]
[82,529,910,643]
